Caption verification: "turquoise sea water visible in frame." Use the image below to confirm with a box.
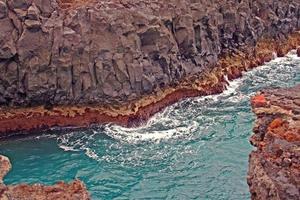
[1,52,300,200]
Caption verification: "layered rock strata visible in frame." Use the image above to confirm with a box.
[0,155,90,200]
[1,0,300,135]
[248,84,300,200]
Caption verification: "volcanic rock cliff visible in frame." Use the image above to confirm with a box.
[248,84,300,200]
[0,155,90,200]
[1,0,300,134]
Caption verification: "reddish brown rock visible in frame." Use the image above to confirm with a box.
[251,94,267,107]
[248,84,300,200]
[0,155,90,200]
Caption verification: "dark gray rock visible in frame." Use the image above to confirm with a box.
[0,0,300,107]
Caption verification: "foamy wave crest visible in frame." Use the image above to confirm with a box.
[103,103,199,144]
[192,74,244,106]
[100,72,247,144]
[55,50,300,162]
[99,65,253,144]
[57,130,100,160]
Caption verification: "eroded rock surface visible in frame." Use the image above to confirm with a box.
[0,0,299,106]
[248,84,300,200]
[1,0,300,134]
[0,155,90,200]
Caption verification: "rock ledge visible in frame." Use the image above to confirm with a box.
[248,84,300,200]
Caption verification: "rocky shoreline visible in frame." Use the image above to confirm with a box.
[1,34,300,137]
[1,1,300,199]
[0,155,90,199]
[1,0,300,136]
[248,84,300,200]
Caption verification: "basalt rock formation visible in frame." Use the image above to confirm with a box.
[0,155,90,200]
[248,85,300,200]
[1,0,300,135]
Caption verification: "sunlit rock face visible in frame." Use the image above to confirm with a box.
[0,155,90,200]
[0,0,300,107]
[248,84,300,200]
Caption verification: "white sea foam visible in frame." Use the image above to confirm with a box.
[104,120,198,143]
[59,144,79,152]
[85,148,99,160]
[56,51,300,160]
[101,51,300,144]
[100,74,244,144]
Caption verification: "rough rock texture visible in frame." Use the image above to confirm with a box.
[0,155,90,200]
[1,0,300,134]
[248,85,300,200]
[0,0,299,106]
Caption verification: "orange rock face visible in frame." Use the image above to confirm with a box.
[248,84,300,200]
[251,95,267,107]
[268,118,284,130]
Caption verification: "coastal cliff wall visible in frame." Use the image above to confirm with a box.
[1,0,300,106]
[1,0,300,134]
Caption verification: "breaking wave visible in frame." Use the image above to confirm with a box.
[2,51,299,200]
[56,51,300,163]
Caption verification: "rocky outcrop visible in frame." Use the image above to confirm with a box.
[248,85,300,200]
[1,0,300,135]
[0,155,90,200]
